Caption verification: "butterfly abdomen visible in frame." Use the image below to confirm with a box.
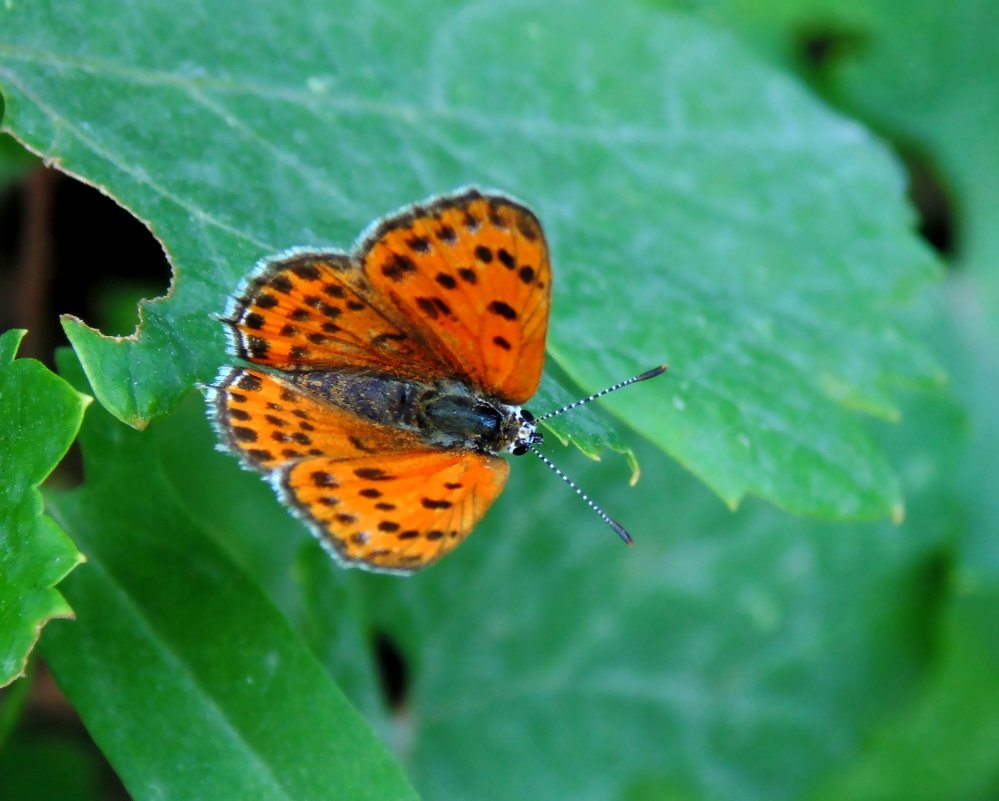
[290,370,420,429]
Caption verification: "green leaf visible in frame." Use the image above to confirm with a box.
[805,216,999,801]
[40,343,948,801]
[829,1,999,305]
[41,354,419,801]
[0,657,31,744]
[678,5,999,794]
[138,310,955,801]
[0,329,87,687]
[313,405,948,801]
[153,393,391,732]
[534,369,649,484]
[0,0,939,520]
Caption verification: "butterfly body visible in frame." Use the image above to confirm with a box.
[207,189,553,573]
[287,369,542,455]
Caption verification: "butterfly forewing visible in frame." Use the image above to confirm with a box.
[224,252,442,381]
[362,190,551,404]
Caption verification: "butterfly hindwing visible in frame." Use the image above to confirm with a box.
[206,366,510,574]
[207,367,431,469]
[280,450,509,573]
[361,190,551,404]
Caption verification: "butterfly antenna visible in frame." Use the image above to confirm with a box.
[535,364,668,422]
[530,448,634,546]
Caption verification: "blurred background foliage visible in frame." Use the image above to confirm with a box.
[1,1,997,799]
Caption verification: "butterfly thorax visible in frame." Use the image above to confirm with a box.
[288,369,542,456]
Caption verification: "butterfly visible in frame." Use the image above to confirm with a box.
[206,189,665,574]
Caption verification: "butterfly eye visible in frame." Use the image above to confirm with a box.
[511,443,530,456]
[520,408,535,423]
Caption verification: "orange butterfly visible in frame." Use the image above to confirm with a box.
[206,189,665,574]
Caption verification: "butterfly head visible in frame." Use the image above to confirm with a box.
[509,407,543,456]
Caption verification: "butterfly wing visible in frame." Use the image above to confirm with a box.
[206,367,508,573]
[207,366,426,468]
[360,189,551,404]
[280,450,508,573]
[221,190,551,403]
[222,250,442,382]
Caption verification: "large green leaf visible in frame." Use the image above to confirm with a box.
[366,349,956,801]
[809,304,999,801]
[18,321,950,801]
[143,364,949,801]
[0,0,940,520]
[41,355,418,801]
[0,329,87,687]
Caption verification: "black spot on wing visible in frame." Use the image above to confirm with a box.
[488,300,517,320]
[381,253,417,281]
[292,263,320,280]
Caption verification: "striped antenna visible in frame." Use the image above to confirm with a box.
[529,363,668,545]
[535,364,668,422]
[531,449,634,545]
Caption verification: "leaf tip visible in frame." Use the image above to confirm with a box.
[0,328,28,363]
[60,314,152,430]
[626,449,641,486]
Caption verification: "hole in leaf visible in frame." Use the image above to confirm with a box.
[0,166,171,366]
[373,630,409,710]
